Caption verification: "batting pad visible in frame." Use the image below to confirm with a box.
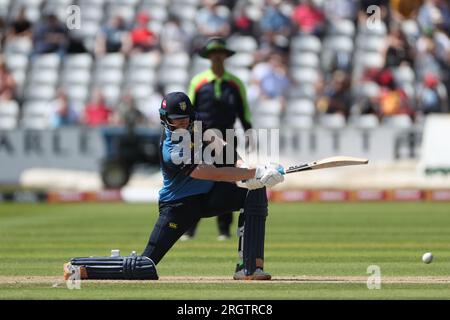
[64,255,158,280]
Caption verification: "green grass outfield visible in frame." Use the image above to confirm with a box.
[1,202,450,299]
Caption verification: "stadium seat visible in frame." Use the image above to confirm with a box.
[24,85,56,101]
[227,36,258,53]
[323,36,354,53]
[129,53,160,69]
[3,38,32,55]
[254,99,283,116]
[158,67,189,86]
[393,66,415,84]
[227,68,250,85]
[358,20,387,36]
[64,54,93,70]
[284,114,313,129]
[291,35,322,53]
[253,115,280,129]
[226,52,254,68]
[62,69,91,86]
[64,85,89,102]
[289,52,320,68]
[319,114,346,129]
[0,100,19,130]
[94,69,124,85]
[32,54,61,70]
[5,54,28,71]
[357,82,380,98]
[127,85,154,100]
[100,85,122,106]
[138,5,168,22]
[285,99,315,116]
[164,83,188,95]
[21,102,52,129]
[97,54,125,70]
[28,69,59,85]
[287,84,316,100]
[161,52,190,69]
[357,35,385,52]
[328,19,355,37]
[169,5,197,21]
[349,114,379,129]
[126,69,157,85]
[290,67,320,85]
[382,115,413,128]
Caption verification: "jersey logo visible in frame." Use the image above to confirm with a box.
[169,222,178,229]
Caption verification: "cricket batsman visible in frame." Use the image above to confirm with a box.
[64,92,284,281]
[141,92,284,280]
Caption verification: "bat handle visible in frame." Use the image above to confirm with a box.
[278,167,285,175]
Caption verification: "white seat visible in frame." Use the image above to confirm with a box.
[227,35,258,53]
[349,114,379,129]
[95,69,124,85]
[286,99,315,116]
[287,84,316,100]
[32,54,60,70]
[329,19,355,37]
[324,36,354,52]
[129,53,160,69]
[65,85,89,101]
[402,19,420,39]
[164,83,188,95]
[358,82,380,98]
[359,52,384,68]
[291,35,321,53]
[5,54,28,71]
[28,70,59,85]
[253,115,280,129]
[359,20,387,36]
[158,68,189,86]
[289,52,320,68]
[64,54,93,70]
[161,52,190,69]
[21,101,52,129]
[290,68,320,84]
[254,99,282,116]
[3,38,32,55]
[226,52,254,68]
[319,114,346,129]
[97,54,125,70]
[357,35,385,51]
[382,115,413,128]
[169,4,197,21]
[138,5,168,22]
[284,114,313,129]
[128,85,154,100]
[126,69,157,85]
[227,68,250,84]
[106,5,136,23]
[0,100,19,129]
[393,66,415,84]
[62,69,91,85]
[25,85,56,101]
[101,85,121,106]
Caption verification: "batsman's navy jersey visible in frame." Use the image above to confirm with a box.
[159,128,214,202]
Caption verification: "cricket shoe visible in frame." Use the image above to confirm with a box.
[233,267,271,281]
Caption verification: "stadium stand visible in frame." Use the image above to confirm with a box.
[0,0,448,131]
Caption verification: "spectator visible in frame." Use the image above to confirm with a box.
[129,12,159,54]
[381,25,414,68]
[6,7,33,40]
[95,15,129,56]
[196,0,231,38]
[324,0,358,23]
[50,88,79,128]
[31,13,68,56]
[0,56,17,101]
[416,73,449,114]
[418,0,450,34]
[160,14,190,54]
[0,17,6,48]
[389,0,423,21]
[291,0,326,37]
[376,69,414,118]
[113,92,146,133]
[415,34,442,80]
[258,53,291,100]
[260,0,291,37]
[317,70,352,118]
[82,89,113,127]
[231,5,258,36]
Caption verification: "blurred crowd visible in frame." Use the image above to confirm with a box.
[0,0,449,130]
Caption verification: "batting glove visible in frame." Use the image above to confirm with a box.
[256,163,285,189]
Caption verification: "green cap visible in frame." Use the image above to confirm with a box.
[199,37,235,58]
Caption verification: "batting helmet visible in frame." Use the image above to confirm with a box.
[159,92,195,130]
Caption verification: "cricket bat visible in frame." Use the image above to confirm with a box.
[282,156,369,174]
